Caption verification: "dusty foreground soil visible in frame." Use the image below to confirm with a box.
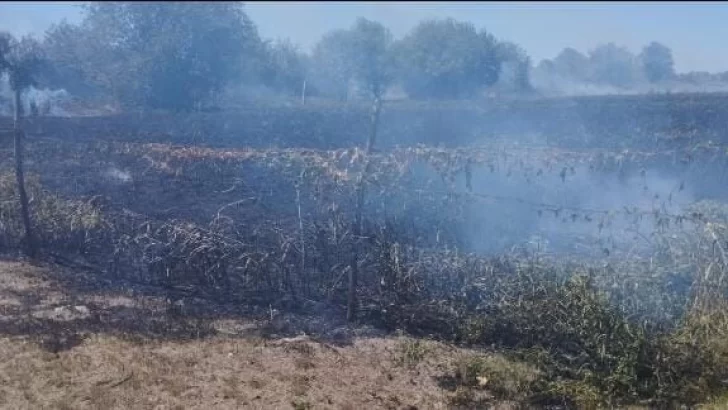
[0,258,516,410]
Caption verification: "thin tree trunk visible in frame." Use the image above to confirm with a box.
[13,89,36,258]
[347,95,383,322]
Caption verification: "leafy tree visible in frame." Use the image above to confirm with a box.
[514,56,533,92]
[552,47,591,81]
[308,18,397,319]
[394,18,501,99]
[0,32,10,72]
[588,43,641,88]
[639,41,675,83]
[46,3,154,108]
[310,18,394,101]
[39,20,101,98]
[260,39,308,97]
[496,41,533,91]
[44,2,263,112]
[5,36,43,93]
[346,18,395,99]
[310,28,353,101]
[0,32,43,257]
[536,59,556,73]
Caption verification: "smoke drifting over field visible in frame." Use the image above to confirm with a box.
[531,68,728,97]
[3,5,728,408]
[401,147,699,258]
[102,166,132,184]
[0,76,72,116]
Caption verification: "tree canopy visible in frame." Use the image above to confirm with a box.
[394,18,502,99]
[588,43,642,88]
[36,6,538,107]
[309,18,395,101]
[24,2,704,109]
[42,2,262,111]
[259,39,308,97]
[552,48,591,81]
[0,33,44,92]
[640,41,675,83]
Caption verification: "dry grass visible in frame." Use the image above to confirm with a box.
[2,169,728,407]
[3,126,728,408]
[0,258,539,410]
[0,335,458,410]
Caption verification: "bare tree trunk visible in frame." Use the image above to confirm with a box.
[13,89,36,258]
[347,95,383,322]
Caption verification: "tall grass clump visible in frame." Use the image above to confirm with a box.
[0,171,104,254]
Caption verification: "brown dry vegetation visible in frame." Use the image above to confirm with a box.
[0,139,727,408]
[0,259,533,410]
[3,99,728,408]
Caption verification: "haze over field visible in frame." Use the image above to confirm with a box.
[3,3,728,409]
[3,1,728,73]
[4,1,728,102]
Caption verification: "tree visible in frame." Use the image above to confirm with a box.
[44,2,263,112]
[588,43,641,88]
[346,18,395,99]
[41,4,150,109]
[311,18,395,320]
[552,47,591,81]
[39,20,101,98]
[6,37,43,94]
[310,29,354,101]
[259,39,308,97]
[515,56,533,91]
[0,32,10,71]
[537,59,555,73]
[311,18,396,103]
[1,33,43,257]
[496,41,533,91]
[395,18,501,99]
[640,41,675,83]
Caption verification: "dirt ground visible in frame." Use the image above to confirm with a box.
[0,258,519,410]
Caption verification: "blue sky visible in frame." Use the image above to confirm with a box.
[1,1,727,73]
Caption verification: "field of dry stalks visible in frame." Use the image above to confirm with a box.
[3,97,728,408]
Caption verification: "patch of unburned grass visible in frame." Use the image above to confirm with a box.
[0,172,104,251]
[393,337,431,368]
[0,330,461,409]
[453,353,540,399]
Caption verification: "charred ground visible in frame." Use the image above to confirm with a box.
[2,95,728,408]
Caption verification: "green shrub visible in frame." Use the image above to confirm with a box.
[651,310,728,406]
[453,353,540,400]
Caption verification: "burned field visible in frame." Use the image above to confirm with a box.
[3,95,728,408]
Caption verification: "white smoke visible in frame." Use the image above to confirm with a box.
[22,87,72,116]
[103,167,132,184]
[0,75,73,117]
[530,66,728,97]
[530,69,636,97]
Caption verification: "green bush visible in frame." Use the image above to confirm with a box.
[448,271,728,408]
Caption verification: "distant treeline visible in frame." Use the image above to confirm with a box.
[1,2,726,113]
